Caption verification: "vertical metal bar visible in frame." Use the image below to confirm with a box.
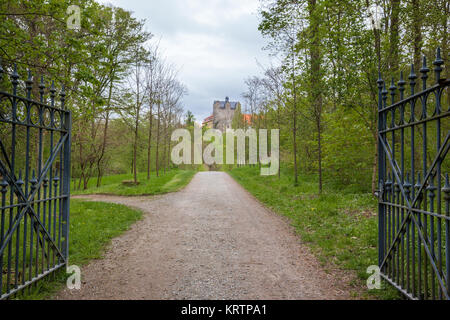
[416,174,422,298]
[433,48,444,299]
[0,60,4,296]
[21,175,27,287]
[395,182,400,284]
[53,173,58,268]
[0,180,8,296]
[420,56,430,300]
[423,195,428,300]
[409,64,417,298]
[382,84,388,272]
[28,171,34,287]
[30,173,38,282]
[377,73,385,268]
[39,76,45,274]
[389,78,398,283]
[443,175,450,298]
[58,95,64,264]
[24,71,32,286]
[49,82,55,269]
[405,173,412,292]
[7,64,19,294]
[399,72,406,289]
[427,177,437,299]
[61,89,70,262]
[42,177,48,271]
[387,175,392,277]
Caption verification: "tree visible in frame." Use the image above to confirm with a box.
[185,111,195,127]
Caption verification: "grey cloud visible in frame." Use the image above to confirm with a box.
[99,0,271,122]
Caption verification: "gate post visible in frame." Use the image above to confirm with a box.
[377,72,386,267]
[61,87,71,262]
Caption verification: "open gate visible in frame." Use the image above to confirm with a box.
[377,48,449,299]
[0,63,71,299]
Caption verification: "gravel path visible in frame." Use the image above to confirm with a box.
[56,172,352,300]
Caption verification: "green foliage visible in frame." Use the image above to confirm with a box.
[231,104,245,129]
[254,0,448,193]
[185,110,195,127]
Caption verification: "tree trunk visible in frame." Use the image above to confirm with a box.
[147,105,153,180]
[133,65,141,184]
[96,111,110,187]
[163,115,167,175]
[291,45,299,186]
[133,116,139,184]
[317,119,323,194]
[389,0,400,73]
[156,102,161,177]
[309,0,323,194]
[412,0,422,71]
[96,80,114,187]
[372,131,378,195]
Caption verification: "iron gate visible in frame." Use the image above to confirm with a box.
[0,63,71,299]
[378,48,449,299]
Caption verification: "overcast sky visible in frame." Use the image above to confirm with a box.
[97,0,273,123]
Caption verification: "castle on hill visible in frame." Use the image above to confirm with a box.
[202,97,251,132]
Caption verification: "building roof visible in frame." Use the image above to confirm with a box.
[214,97,239,110]
[243,114,253,125]
[203,115,214,124]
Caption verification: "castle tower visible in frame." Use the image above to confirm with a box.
[212,97,240,132]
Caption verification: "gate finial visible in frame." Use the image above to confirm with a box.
[409,64,417,95]
[16,170,24,190]
[11,64,19,95]
[377,71,384,89]
[389,78,397,104]
[433,48,444,83]
[0,179,8,194]
[26,70,33,99]
[443,174,450,202]
[50,80,56,107]
[420,56,430,90]
[30,170,38,191]
[427,176,437,200]
[381,81,388,108]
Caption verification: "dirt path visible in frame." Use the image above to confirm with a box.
[56,172,352,300]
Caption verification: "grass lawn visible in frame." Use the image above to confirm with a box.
[228,166,400,299]
[72,169,196,196]
[11,199,143,300]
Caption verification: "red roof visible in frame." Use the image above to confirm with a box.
[243,114,253,125]
[203,115,213,124]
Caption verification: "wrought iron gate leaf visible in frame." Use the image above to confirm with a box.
[378,48,450,300]
[0,64,71,299]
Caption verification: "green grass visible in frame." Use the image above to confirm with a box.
[228,165,400,300]
[8,199,143,300]
[72,169,196,196]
